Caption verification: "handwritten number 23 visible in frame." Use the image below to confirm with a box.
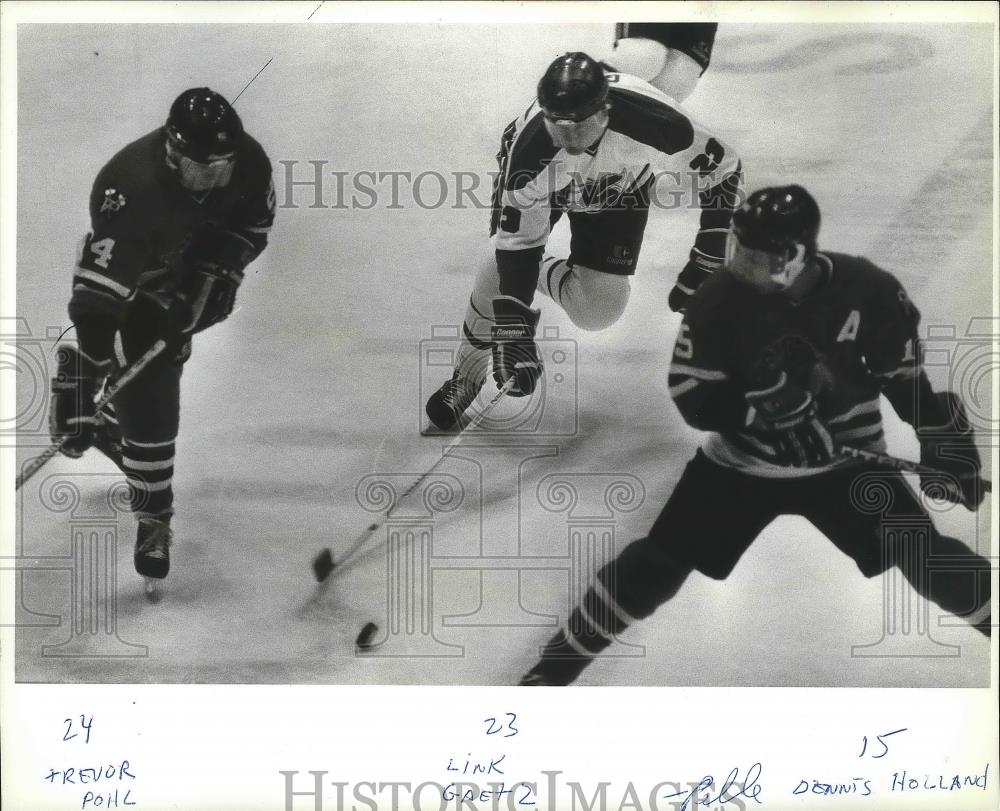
[859,727,907,758]
[63,715,94,744]
[484,713,518,738]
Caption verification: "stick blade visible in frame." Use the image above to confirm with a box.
[312,548,336,582]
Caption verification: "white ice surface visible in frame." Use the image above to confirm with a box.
[12,23,993,685]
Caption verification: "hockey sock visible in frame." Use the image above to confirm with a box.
[452,295,493,388]
[538,256,572,303]
[530,577,638,684]
[892,532,992,638]
[92,402,124,470]
[123,438,175,518]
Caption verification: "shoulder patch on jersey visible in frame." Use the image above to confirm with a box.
[98,187,127,216]
[607,87,695,155]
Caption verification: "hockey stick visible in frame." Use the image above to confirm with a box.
[15,339,170,491]
[310,376,518,585]
[838,446,992,493]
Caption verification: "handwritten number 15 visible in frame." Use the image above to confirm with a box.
[63,715,94,744]
[859,727,907,758]
[484,713,518,738]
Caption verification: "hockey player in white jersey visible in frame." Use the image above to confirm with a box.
[425,51,742,430]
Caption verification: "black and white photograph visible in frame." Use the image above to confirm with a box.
[2,2,997,810]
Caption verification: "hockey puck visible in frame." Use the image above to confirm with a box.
[355,622,379,650]
[368,522,379,532]
[312,548,336,581]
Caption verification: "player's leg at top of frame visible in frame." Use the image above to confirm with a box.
[607,22,717,104]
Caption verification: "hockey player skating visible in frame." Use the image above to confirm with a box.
[424,50,741,430]
[49,88,275,582]
[519,185,992,685]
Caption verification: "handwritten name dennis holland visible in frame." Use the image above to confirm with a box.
[280,768,763,811]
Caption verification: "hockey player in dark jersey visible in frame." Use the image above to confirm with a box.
[424,51,742,431]
[49,88,275,582]
[519,185,991,686]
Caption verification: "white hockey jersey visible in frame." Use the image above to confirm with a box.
[489,72,741,267]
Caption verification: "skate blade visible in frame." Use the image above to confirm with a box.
[420,417,469,436]
[143,577,164,604]
[420,425,458,437]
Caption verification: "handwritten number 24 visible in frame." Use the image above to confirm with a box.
[484,713,518,738]
[63,714,94,744]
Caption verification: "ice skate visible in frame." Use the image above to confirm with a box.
[517,630,594,686]
[517,668,552,687]
[134,517,172,580]
[424,371,485,433]
[518,655,591,687]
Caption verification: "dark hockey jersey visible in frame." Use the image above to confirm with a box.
[668,252,923,477]
[71,128,275,323]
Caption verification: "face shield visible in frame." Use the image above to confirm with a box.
[725,227,808,293]
[542,107,609,155]
[165,137,236,192]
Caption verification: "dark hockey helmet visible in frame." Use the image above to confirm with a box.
[537,52,609,122]
[732,185,820,254]
[727,186,821,291]
[165,88,243,162]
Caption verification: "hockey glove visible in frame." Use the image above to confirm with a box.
[669,256,721,313]
[170,259,244,335]
[917,391,986,510]
[745,371,835,467]
[49,345,109,458]
[491,295,542,396]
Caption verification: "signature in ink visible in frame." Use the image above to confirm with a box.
[664,762,764,811]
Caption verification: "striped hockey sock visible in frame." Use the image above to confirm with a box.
[122,438,175,519]
[523,576,638,685]
[538,256,572,304]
